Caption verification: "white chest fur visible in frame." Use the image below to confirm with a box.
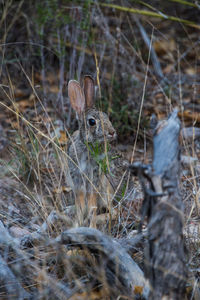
[79,151,88,173]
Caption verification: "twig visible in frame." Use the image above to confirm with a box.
[135,17,164,79]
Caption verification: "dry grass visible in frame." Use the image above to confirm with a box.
[0,0,200,299]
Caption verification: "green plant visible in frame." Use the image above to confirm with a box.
[85,140,119,174]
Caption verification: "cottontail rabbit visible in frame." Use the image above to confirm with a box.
[67,75,133,223]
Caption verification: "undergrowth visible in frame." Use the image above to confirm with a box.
[0,0,199,299]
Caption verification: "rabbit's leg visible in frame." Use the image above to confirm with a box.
[87,192,97,228]
[75,189,86,226]
[75,190,97,227]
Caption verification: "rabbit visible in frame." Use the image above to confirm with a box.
[67,75,133,223]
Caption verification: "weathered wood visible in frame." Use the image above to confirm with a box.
[0,221,31,299]
[1,213,149,299]
[0,254,30,300]
[59,227,150,299]
[20,210,73,248]
[130,109,188,299]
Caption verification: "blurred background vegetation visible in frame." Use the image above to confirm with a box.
[0,0,200,142]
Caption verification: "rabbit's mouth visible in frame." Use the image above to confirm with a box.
[93,133,116,144]
[107,132,117,142]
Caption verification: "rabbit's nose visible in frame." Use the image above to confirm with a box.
[108,130,117,140]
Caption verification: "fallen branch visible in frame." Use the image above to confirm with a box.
[58,227,150,299]
[0,254,30,300]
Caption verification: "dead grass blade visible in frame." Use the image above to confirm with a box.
[99,2,200,29]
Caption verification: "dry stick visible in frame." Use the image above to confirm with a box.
[130,25,152,164]
[130,109,188,299]
[40,25,47,101]
[135,17,164,79]
[56,27,66,113]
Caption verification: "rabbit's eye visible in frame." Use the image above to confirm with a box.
[88,118,96,126]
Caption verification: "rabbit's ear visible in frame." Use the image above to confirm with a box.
[68,80,85,115]
[83,75,94,108]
